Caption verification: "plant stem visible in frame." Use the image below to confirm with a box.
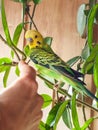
[0,34,20,60]
[83,105,87,122]
[11,46,21,60]
[11,43,27,60]
[0,34,27,61]
[82,97,91,130]
[22,2,26,30]
[30,4,37,29]
[26,4,38,31]
[0,61,18,67]
[77,99,98,112]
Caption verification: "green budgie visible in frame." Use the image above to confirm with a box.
[25,29,98,101]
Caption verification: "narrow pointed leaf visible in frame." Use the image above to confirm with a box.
[62,106,73,129]
[0,57,12,87]
[39,121,47,130]
[89,0,96,8]
[71,92,81,130]
[0,57,12,72]
[11,23,23,58]
[41,94,52,108]
[81,117,98,130]
[46,103,62,127]
[44,37,53,46]
[82,44,98,74]
[77,4,87,37]
[24,45,32,56]
[44,81,54,89]
[0,66,9,73]
[81,44,90,60]
[53,100,69,130]
[67,56,80,67]
[3,67,11,87]
[15,66,20,76]
[93,54,98,88]
[1,0,12,45]
[0,57,12,64]
[13,23,23,46]
[88,4,98,50]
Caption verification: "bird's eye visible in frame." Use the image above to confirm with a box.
[27,38,33,42]
[35,35,38,38]
[37,41,41,44]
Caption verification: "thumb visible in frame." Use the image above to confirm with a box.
[18,60,36,79]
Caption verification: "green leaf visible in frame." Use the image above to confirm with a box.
[46,103,62,127]
[44,80,54,89]
[41,94,52,108]
[33,0,42,4]
[67,56,80,67]
[3,67,11,87]
[82,62,93,74]
[77,4,87,37]
[71,92,81,130]
[11,51,14,59]
[11,23,23,58]
[39,121,47,130]
[1,0,12,45]
[82,44,98,74]
[89,0,97,8]
[13,23,23,46]
[84,9,90,16]
[95,8,98,20]
[0,66,8,73]
[44,37,53,46]
[81,44,90,60]
[15,66,20,76]
[93,53,98,88]
[0,57,12,72]
[0,57,12,64]
[24,45,31,56]
[81,117,98,130]
[53,100,69,130]
[62,106,73,129]
[88,4,98,50]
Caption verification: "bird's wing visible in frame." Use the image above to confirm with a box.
[30,48,82,81]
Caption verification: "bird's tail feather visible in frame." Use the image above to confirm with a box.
[71,68,84,78]
[53,65,84,84]
[52,65,98,101]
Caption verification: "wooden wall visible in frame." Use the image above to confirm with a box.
[1,0,98,129]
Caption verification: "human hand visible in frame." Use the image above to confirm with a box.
[0,61,43,130]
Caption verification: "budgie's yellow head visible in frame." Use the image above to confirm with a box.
[25,30,44,49]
